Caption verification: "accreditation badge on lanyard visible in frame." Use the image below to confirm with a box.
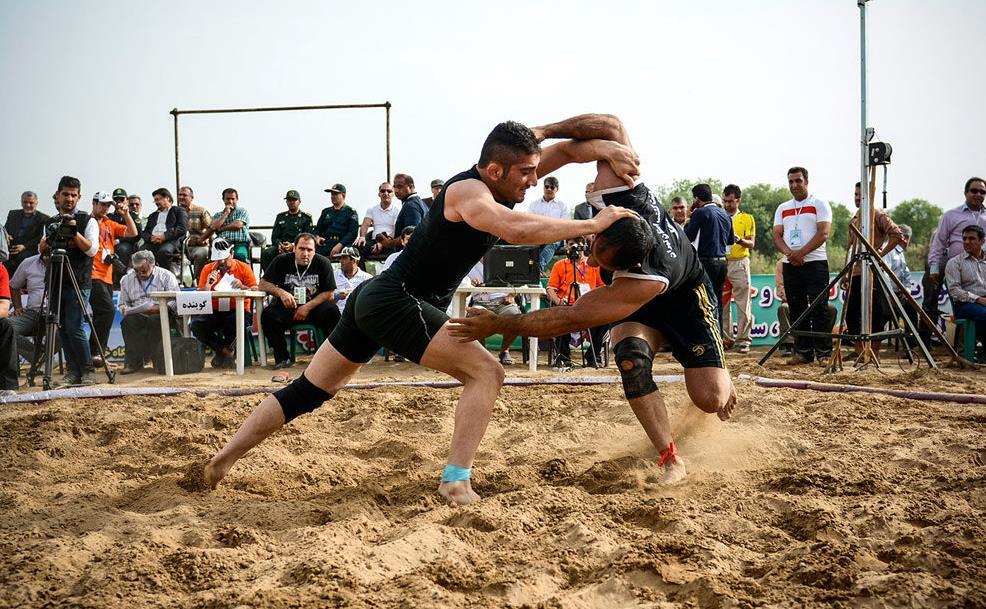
[788,203,806,248]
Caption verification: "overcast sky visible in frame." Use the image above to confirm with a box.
[2,0,983,224]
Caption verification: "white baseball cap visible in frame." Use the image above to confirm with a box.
[93,191,113,204]
[210,238,233,261]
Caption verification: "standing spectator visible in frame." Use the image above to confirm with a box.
[670,196,689,230]
[9,252,48,364]
[772,167,832,364]
[527,177,569,271]
[209,188,251,263]
[117,250,181,374]
[844,181,904,353]
[261,190,313,272]
[141,187,188,274]
[573,182,595,221]
[314,183,359,257]
[4,191,49,274]
[259,234,339,369]
[40,176,99,386]
[684,183,734,326]
[923,177,986,340]
[393,174,429,236]
[422,178,444,209]
[191,238,259,369]
[775,258,838,358]
[108,188,141,274]
[546,238,607,368]
[944,224,986,357]
[353,182,401,260]
[722,185,755,353]
[88,191,137,366]
[178,186,213,280]
[333,246,372,313]
[0,262,17,391]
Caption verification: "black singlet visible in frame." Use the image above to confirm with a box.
[383,166,515,305]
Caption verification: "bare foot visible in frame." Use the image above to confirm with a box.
[178,459,226,492]
[717,383,738,421]
[438,480,481,506]
[661,456,687,484]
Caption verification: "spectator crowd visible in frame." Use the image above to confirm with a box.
[1,170,984,392]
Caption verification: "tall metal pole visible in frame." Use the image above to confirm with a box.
[858,1,872,337]
[171,108,181,198]
[385,101,392,180]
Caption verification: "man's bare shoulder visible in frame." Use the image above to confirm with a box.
[446,177,493,202]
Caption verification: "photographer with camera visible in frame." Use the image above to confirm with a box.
[546,237,607,369]
[39,176,100,386]
[88,191,137,366]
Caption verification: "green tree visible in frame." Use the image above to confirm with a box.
[734,182,791,261]
[828,202,853,253]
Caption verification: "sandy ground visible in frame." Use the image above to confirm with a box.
[1,348,984,608]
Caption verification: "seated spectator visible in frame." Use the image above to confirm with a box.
[261,190,313,272]
[466,260,522,365]
[528,177,569,272]
[191,238,259,368]
[380,226,415,272]
[0,262,16,391]
[89,191,138,367]
[393,174,428,236]
[108,188,141,276]
[775,258,836,357]
[141,187,188,274]
[421,178,444,209]
[4,191,49,275]
[259,233,339,369]
[353,182,401,262]
[209,188,251,262]
[118,250,181,374]
[8,252,48,364]
[333,246,372,313]
[546,238,606,368]
[177,186,213,281]
[945,224,986,356]
[314,184,359,257]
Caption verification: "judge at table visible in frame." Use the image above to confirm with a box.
[190,238,258,369]
[118,250,181,374]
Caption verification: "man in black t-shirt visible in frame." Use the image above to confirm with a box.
[450,116,737,486]
[258,233,339,369]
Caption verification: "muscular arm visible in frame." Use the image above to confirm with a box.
[536,139,639,187]
[450,278,665,340]
[532,113,630,145]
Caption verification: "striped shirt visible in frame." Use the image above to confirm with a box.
[945,251,986,303]
[217,207,250,243]
[773,195,832,263]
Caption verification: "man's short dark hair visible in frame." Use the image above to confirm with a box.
[295,232,316,245]
[691,183,713,203]
[151,187,173,202]
[723,184,742,198]
[477,121,541,168]
[670,196,686,206]
[57,176,81,192]
[544,176,559,188]
[962,224,986,240]
[400,225,416,237]
[788,166,809,181]
[394,173,415,188]
[180,185,194,196]
[965,177,986,193]
[222,187,238,199]
[595,215,655,270]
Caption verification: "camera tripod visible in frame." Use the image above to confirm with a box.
[27,246,116,390]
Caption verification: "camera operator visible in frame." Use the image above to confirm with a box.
[546,237,607,368]
[88,191,137,366]
[39,176,100,386]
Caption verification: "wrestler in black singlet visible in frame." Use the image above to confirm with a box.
[328,166,516,363]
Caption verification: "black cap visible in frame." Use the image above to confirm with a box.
[112,187,127,200]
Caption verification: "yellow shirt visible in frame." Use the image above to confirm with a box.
[727,211,756,260]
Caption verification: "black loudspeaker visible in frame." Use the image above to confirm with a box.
[483,245,541,286]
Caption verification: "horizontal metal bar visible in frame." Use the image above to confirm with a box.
[171,102,390,116]
[790,330,903,340]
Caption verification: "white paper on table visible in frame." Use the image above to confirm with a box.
[176,291,213,316]
[214,273,236,291]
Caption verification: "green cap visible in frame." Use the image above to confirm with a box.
[112,187,127,199]
[324,183,346,194]
[284,189,301,200]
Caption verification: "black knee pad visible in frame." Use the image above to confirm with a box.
[614,337,657,399]
[273,373,333,424]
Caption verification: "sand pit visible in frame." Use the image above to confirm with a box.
[1,358,985,607]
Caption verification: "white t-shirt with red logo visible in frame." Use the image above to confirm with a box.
[773,195,832,263]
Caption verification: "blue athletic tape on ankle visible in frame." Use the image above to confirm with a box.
[441,464,472,482]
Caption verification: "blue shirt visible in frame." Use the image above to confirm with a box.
[395,194,428,234]
[684,204,734,258]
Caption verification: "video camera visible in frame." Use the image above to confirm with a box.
[45,216,78,249]
[566,239,587,261]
